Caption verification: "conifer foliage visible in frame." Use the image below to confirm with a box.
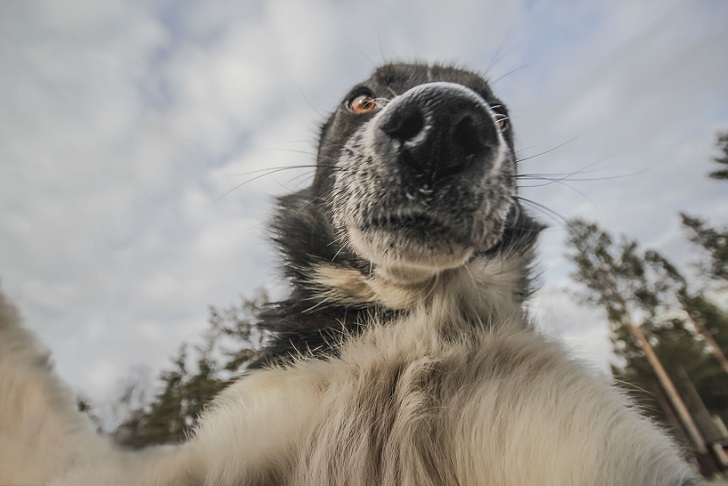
[111,292,268,448]
[566,132,728,476]
[708,132,728,181]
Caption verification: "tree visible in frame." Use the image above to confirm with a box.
[566,220,710,454]
[681,213,728,285]
[681,293,728,359]
[677,131,728,286]
[565,131,728,477]
[708,131,728,180]
[112,292,268,448]
[643,250,728,377]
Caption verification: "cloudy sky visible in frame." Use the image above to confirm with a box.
[1,1,727,410]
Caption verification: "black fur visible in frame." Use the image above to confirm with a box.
[249,63,542,370]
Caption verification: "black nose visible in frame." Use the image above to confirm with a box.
[377,83,498,180]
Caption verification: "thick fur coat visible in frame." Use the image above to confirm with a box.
[0,63,701,485]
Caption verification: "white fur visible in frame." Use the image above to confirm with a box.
[0,293,198,485]
[0,275,700,485]
[0,293,111,483]
[310,249,527,314]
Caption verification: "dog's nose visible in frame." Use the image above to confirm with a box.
[378,82,498,180]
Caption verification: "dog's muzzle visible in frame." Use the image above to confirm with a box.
[335,81,514,283]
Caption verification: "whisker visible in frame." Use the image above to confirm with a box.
[272,146,364,166]
[515,159,606,188]
[222,164,326,177]
[484,35,516,78]
[215,167,320,202]
[524,179,597,211]
[516,133,585,163]
[485,39,506,77]
[517,168,650,184]
[516,159,645,211]
[516,197,569,226]
[295,84,324,118]
[216,161,352,201]
[490,62,533,85]
[289,172,318,190]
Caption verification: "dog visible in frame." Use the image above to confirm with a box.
[0,62,701,485]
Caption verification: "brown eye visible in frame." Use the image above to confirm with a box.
[495,114,509,131]
[349,94,377,114]
[490,104,509,131]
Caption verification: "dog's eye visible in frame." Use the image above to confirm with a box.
[494,114,509,132]
[349,93,378,114]
[490,104,510,132]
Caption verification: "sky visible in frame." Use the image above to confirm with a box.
[1,0,727,413]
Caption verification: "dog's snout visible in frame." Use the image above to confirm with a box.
[377,83,498,180]
[452,113,488,158]
[380,103,426,144]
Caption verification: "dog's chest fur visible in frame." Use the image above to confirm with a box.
[197,300,690,486]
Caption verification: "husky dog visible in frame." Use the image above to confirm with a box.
[0,63,701,485]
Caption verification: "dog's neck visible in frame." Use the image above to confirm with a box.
[248,192,543,370]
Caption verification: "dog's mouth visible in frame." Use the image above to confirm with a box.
[345,209,495,283]
[367,211,467,238]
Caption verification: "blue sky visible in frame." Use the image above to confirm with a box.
[1,0,727,412]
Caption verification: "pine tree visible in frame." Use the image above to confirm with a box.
[681,213,728,285]
[709,131,728,180]
[565,220,722,454]
[678,132,728,285]
[565,131,728,476]
[643,250,728,377]
[112,292,268,448]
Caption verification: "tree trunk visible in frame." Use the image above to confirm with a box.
[624,318,707,454]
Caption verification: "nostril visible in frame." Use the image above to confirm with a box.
[381,105,425,142]
[452,115,486,157]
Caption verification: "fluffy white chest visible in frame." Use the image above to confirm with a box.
[192,311,693,486]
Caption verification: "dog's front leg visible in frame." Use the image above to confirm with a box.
[190,364,324,485]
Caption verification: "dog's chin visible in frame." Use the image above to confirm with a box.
[348,225,475,284]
